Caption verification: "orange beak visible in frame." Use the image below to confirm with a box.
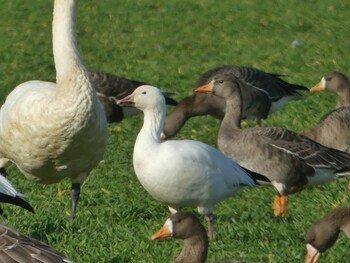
[195,82,213,93]
[310,78,326,92]
[151,220,172,240]
[305,244,321,263]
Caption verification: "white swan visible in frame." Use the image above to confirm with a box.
[117,85,266,239]
[0,0,108,219]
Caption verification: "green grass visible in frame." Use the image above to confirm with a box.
[0,0,350,262]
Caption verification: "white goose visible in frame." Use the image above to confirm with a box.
[0,0,108,219]
[117,85,268,240]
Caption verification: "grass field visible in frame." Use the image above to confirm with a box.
[0,0,349,262]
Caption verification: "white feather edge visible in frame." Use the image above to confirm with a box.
[0,175,27,198]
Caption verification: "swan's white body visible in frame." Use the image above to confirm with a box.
[0,0,108,214]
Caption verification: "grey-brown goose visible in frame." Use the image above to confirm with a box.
[305,207,350,263]
[310,72,350,108]
[89,72,178,122]
[300,107,350,153]
[162,65,307,139]
[195,74,350,217]
[0,175,72,262]
[303,72,350,190]
[152,212,261,263]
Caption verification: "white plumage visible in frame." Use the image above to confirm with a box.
[0,0,108,219]
[118,85,260,239]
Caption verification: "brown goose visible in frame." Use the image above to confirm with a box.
[303,72,350,190]
[195,74,350,217]
[0,175,71,262]
[89,72,178,122]
[310,72,350,108]
[152,212,261,263]
[162,66,307,139]
[305,207,350,263]
[300,107,350,153]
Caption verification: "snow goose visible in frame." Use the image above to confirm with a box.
[0,177,72,262]
[89,71,177,123]
[310,72,350,108]
[152,212,261,263]
[117,85,268,240]
[305,207,350,263]
[195,75,350,217]
[162,65,307,139]
[0,0,108,220]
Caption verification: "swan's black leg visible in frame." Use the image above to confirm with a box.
[70,183,80,221]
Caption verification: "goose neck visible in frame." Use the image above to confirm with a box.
[174,236,208,263]
[140,107,165,142]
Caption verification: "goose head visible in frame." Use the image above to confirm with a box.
[305,207,350,263]
[310,72,350,93]
[152,212,208,241]
[194,74,243,100]
[117,85,166,111]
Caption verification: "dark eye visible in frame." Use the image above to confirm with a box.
[218,80,224,84]
[142,91,147,94]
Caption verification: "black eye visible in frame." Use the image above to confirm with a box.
[142,91,147,94]
[218,80,224,84]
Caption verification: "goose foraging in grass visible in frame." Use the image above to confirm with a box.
[117,85,268,240]
[305,207,350,263]
[195,75,350,217]
[89,71,178,123]
[162,65,307,139]
[152,212,261,263]
[0,0,108,220]
[0,176,72,262]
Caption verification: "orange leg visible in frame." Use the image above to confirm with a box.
[273,193,288,217]
[273,193,282,216]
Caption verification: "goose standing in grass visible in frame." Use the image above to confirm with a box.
[305,207,350,263]
[0,0,108,220]
[152,212,262,263]
[303,72,350,190]
[0,176,72,262]
[117,85,268,239]
[195,74,350,217]
[89,71,178,123]
[162,65,307,139]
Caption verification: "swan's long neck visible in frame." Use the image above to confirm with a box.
[53,0,91,96]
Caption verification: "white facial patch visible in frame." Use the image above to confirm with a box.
[306,243,320,262]
[164,218,174,235]
[321,77,326,88]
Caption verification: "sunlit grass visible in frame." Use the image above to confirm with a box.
[0,0,349,262]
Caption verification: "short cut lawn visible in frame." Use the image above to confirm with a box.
[0,0,349,262]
